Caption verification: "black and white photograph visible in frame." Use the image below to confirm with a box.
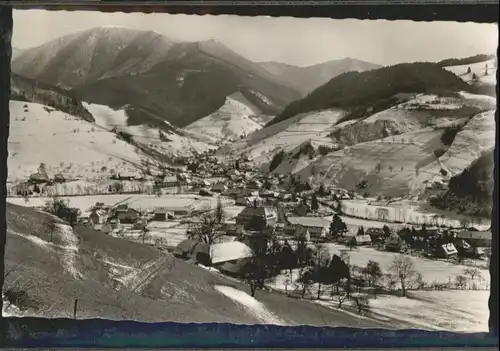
[4,9,497,332]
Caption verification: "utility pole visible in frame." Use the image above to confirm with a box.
[73,299,78,319]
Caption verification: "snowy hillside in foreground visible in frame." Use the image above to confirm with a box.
[184,93,263,143]
[83,102,212,156]
[7,101,161,181]
[444,59,497,86]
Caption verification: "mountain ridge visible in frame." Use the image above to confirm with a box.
[259,57,382,95]
[12,26,302,128]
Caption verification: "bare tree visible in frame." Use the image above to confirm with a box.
[141,227,150,244]
[47,220,58,243]
[313,244,330,300]
[329,278,351,309]
[352,295,370,315]
[363,260,383,297]
[188,205,224,245]
[389,255,416,297]
[214,197,226,224]
[455,275,468,289]
[463,267,482,290]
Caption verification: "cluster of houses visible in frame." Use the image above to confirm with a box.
[79,201,193,234]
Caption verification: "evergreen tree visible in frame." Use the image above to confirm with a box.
[311,195,319,212]
[330,214,347,237]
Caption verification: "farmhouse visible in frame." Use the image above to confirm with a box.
[259,189,277,198]
[163,175,179,187]
[235,195,264,207]
[346,234,372,246]
[153,207,168,221]
[94,202,105,210]
[115,204,128,213]
[117,171,140,181]
[456,230,492,247]
[89,210,104,225]
[29,171,49,184]
[287,217,330,241]
[210,241,255,266]
[163,206,190,216]
[235,206,278,229]
[116,208,141,224]
[211,183,228,193]
[436,243,458,259]
[173,240,211,266]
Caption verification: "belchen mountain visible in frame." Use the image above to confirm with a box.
[259,58,382,95]
[12,26,302,129]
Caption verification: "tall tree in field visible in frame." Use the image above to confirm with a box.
[389,256,416,297]
[329,214,347,238]
[311,195,319,212]
[363,260,383,297]
[214,197,226,224]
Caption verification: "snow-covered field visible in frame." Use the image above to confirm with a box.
[217,109,346,166]
[439,110,495,175]
[444,59,497,85]
[83,102,212,157]
[297,128,446,198]
[323,243,489,288]
[214,285,287,325]
[7,194,235,213]
[184,93,263,143]
[369,290,489,332]
[8,101,156,181]
[267,239,490,332]
[339,199,491,229]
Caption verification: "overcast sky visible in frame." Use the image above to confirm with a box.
[13,9,497,67]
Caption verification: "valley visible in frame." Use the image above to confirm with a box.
[5,24,496,332]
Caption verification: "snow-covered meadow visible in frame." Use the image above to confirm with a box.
[7,193,235,213]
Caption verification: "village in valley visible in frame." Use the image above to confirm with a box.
[6,146,491,323]
[5,13,495,331]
